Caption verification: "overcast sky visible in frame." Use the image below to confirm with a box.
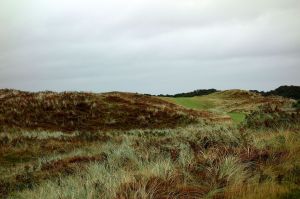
[0,0,299,94]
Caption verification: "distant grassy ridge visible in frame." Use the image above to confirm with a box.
[158,89,218,97]
[158,85,300,100]
[161,90,293,124]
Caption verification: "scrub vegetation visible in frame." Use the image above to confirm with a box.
[0,89,299,199]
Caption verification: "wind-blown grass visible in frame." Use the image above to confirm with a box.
[3,122,299,199]
[1,89,299,199]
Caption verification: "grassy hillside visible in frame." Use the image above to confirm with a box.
[0,89,300,199]
[0,90,210,132]
[159,85,300,99]
[162,90,294,124]
[163,97,216,110]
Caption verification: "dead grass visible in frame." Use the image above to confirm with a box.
[0,90,204,132]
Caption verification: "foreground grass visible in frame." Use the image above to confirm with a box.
[1,122,299,199]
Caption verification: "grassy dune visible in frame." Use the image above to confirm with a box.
[162,90,293,124]
[0,90,207,132]
[0,89,299,199]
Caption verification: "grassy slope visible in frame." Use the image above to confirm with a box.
[162,90,293,124]
[227,112,246,123]
[163,96,216,110]
[0,90,208,132]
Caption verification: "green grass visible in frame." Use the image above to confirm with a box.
[228,112,246,124]
[164,97,215,110]
[162,90,293,115]
[164,97,246,124]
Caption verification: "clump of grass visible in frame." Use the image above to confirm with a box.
[177,143,194,169]
[218,156,249,186]
[11,163,133,199]
[243,104,300,129]
[102,139,140,170]
[138,157,175,180]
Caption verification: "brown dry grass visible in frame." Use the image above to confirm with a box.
[0,89,210,132]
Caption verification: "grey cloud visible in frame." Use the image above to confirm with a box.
[0,0,300,94]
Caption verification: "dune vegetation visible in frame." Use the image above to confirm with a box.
[162,90,294,124]
[0,89,299,199]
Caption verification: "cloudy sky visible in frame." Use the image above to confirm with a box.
[0,0,300,94]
